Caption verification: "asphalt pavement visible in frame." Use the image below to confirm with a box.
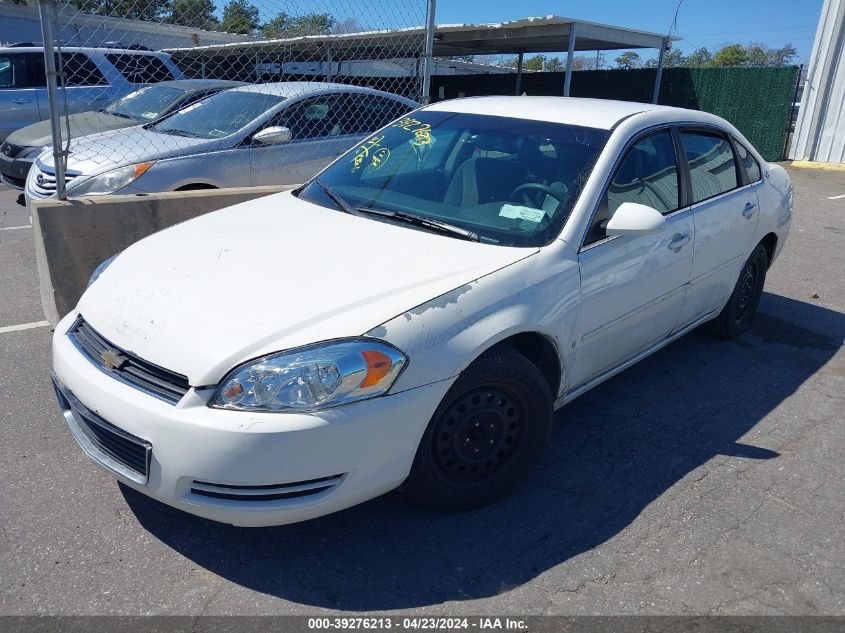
[0,166,843,615]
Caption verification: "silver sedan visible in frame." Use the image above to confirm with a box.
[25,82,417,200]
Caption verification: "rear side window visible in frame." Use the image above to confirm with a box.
[105,54,173,83]
[587,130,680,245]
[280,95,346,140]
[60,53,108,86]
[734,139,762,183]
[344,94,412,134]
[681,131,739,203]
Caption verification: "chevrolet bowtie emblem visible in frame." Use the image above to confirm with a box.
[100,349,125,370]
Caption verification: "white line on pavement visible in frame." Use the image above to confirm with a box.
[0,320,50,334]
[0,224,32,231]
[827,194,845,200]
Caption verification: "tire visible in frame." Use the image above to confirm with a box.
[404,346,554,512]
[707,243,769,339]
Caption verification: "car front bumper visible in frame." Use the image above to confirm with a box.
[0,150,34,190]
[52,312,451,527]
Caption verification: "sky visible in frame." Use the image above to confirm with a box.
[434,0,825,64]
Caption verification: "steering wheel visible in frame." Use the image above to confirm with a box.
[509,183,568,209]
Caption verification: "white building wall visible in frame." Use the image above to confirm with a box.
[790,0,845,163]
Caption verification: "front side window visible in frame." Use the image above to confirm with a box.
[105,84,187,122]
[297,111,609,247]
[681,131,739,203]
[734,139,762,183]
[0,54,43,89]
[0,56,16,88]
[279,96,346,140]
[586,130,680,245]
[150,90,282,139]
[105,54,173,83]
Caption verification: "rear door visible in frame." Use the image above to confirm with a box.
[572,128,694,388]
[57,53,115,120]
[0,53,43,140]
[676,128,760,326]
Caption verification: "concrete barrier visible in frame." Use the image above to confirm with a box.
[32,185,295,326]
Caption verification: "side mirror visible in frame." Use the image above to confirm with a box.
[252,126,292,145]
[605,202,667,237]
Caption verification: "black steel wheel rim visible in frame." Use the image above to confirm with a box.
[735,261,758,323]
[430,385,527,485]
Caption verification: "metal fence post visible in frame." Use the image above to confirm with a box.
[652,36,668,104]
[563,23,577,97]
[421,0,436,104]
[37,0,67,199]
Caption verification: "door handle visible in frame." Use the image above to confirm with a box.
[668,232,691,252]
[742,202,757,218]
[12,98,32,104]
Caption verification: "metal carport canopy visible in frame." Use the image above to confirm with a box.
[163,15,678,101]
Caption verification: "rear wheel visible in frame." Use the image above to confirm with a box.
[404,346,554,511]
[707,243,768,339]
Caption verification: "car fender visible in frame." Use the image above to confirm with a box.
[368,242,581,398]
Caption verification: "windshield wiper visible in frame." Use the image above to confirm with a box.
[356,206,479,242]
[103,111,134,120]
[158,128,201,138]
[313,179,356,215]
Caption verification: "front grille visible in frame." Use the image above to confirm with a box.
[28,163,78,197]
[68,316,190,405]
[53,378,151,481]
[0,172,26,188]
[190,475,345,502]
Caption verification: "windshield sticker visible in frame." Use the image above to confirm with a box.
[499,204,546,223]
[141,111,157,120]
[351,135,388,172]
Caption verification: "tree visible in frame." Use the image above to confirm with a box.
[82,0,172,21]
[645,48,685,69]
[685,47,713,67]
[262,12,335,38]
[712,43,750,67]
[165,0,218,30]
[614,51,641,70]
[545,56,565,71]
[768,44,797,66]
[220,0,260,35]
[522,54,547,71]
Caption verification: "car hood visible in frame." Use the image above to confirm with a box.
[7,111,135,149]
[38,126,216,176]
[78,191,537,386]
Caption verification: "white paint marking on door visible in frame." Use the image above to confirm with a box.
[0,320,50,334]
[827,194,845,200]
[0,224,32,231]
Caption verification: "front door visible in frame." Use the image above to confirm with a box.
[0,53,43,140]
[571,129,694,388]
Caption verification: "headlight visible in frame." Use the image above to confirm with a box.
[211,339,407,412]
[22,146,46,160]
[87,254,117,287]
[67,161,154,196]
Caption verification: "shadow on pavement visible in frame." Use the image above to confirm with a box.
[122,291,844,610]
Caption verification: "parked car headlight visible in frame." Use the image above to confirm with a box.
[87,254,118,287]
[22,146,46,160]
[67,162,154,196]
[211,340,407,412]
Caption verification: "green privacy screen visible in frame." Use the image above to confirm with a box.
[431,66,799,161]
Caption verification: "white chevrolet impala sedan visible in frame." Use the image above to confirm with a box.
[52,97,792,526]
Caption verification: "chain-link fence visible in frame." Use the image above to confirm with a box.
[19,0,432,198]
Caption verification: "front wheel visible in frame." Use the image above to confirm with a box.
[707,243,768,339]
[404,346,554,512]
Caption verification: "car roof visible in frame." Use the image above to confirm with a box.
[422,96,715,131]
[154,79,246,91]
[231,81,416,103]
[0,46,166,56]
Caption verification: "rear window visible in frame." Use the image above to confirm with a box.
[105,54,173,83]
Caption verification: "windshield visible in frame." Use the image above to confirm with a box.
[297,111,609,246]
[150,91,283,139]
[104,85,187,121]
